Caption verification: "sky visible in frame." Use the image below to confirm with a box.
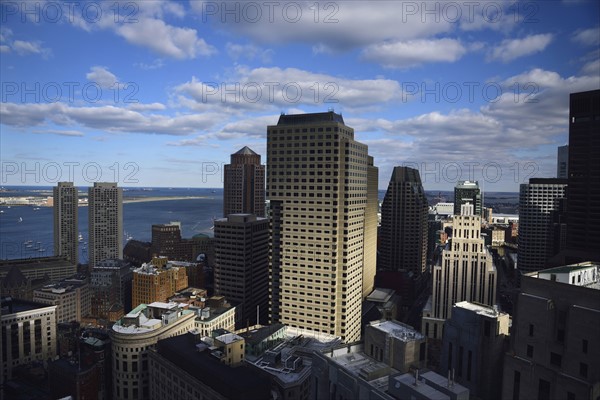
[0,0,598,191]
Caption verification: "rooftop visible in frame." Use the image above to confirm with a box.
[1,297,56,315]
[366,288,395,303]
[239,323,285,345]
[276,111,345,126]
[454,301,504,318]
[155,333,270,400]
[233,146,258,156]
[215,332,244,345]
[369,320,425,342]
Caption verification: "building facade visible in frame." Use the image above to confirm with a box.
[518,178,567,272]
[566,90,600,260]
[440,301,510,400]
[557,144,569,179]
[1,298,57,381]
[89,182,123,269]
[379,166,428,275]
[501,262,600,400]
[454,181,481,216]
[267,111,377,342]
[53,182,79,265]
[33,278,91,323]
[223,146,266,217]
[110,302,196,400]
[422,204,497,339]
[131,257,188,308]
[90,259,133,318]
[214,214,269,327]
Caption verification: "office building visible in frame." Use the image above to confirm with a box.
[518,178,567,272]
[89,182,123,269]
[501,262,600,400]
[1,298,57,381]
[454,181,481,216]
[566,90,600,259]
[90,259,133,318]
[267,111,377,342]
[363,156,379,297]
[557,145,569,179]
[379,166,428,275]
[33,276,91,323]
[440,302,510,400]
[422,204,497,339]
[150,222,216,266]
[224,146,266,217]
[131,257,188,308]
[110,302,196,400]
[0,256,77,283]
[53,182,79,265]
[214,214,269,327]
[148,333,271,400]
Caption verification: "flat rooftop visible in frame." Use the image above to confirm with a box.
[369,320,425,342]
[1,298,56,315]
[454,301,504,318]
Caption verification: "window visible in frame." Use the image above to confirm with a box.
[538,379,550,399]
[513,371,520,400]
[582,339,588,354]
[528,324,534,336]
[550,352,562,367]
[580,363,588,378]
[557,329,565,343]
[527,345,534,358]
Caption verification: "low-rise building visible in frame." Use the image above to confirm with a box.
[110,302,196,400]
[131,257,188,308]
[389,370,469,400]
[148,332,271,400]
[33,275,90,323]
[365,320,427,373]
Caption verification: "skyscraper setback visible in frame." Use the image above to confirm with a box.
[379,166,428,275]
[267,111,377,342]
[88,182,123,269]
[454,181,482,216]
[223,146,265,217]
[53,182,78,265]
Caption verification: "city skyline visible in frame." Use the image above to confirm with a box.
[1,1,599,191]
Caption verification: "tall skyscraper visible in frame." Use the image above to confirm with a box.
[557,144,569,179]
[89,182,123,269]
[379,166,428,275]
[53,182,78,265]
[518,178,567,272]
[267,111,377,342]
[223,146,265,217]
[214,214,269,327]
[422,203,497,339]
[454,181,482,216]
[566,90,600,259]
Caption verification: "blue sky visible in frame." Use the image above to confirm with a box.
[1,0,598,191]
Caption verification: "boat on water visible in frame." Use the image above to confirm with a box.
[18,217,22,222]
[78,233,83,242]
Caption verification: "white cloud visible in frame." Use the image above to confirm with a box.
[572,27,600,46]
[174,66,404,113]
[0,102,224,136]
[0,45,10,53]
[86,66,121,89]
[361,39,467,69]
[488,34,553,63]
[31,129,84,137]
[117,18,215,59]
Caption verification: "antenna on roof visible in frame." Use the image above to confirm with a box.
[281,111,285,115]
[328,107,335,113]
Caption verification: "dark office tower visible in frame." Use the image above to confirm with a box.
[89,182,123,269]
[557,145,569,179]
[454,181,482,216]
[214,214,269,328]
[566,90,600,259]
[54,182,78,265]
[151,222,182,256]
[363,156,379,297]
[379,167,428,275]
[223,146,265,217]
[267,111,377,343]
[518,178,567,272]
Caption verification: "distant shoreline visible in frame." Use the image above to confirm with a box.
[0,196,212,207]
